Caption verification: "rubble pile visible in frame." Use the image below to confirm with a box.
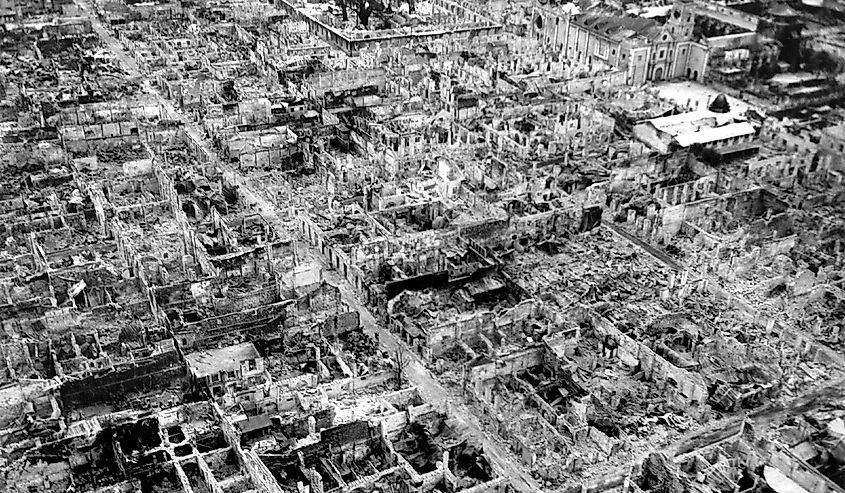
[2,0,845,491]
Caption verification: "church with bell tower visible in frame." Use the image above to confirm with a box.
[533,0,710,85]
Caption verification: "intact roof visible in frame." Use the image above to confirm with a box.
[574,14,658,41]
[769,72,826,87]
[643,109,756,147]
[185,342,260,378]
[674,121,756,147]
[647,110,728,132]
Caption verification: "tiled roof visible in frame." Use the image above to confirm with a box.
[574,14,658,41]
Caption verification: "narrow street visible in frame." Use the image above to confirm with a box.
[320,268,543,493]
[84,5,838,489]
[79,11,845,486]
[79,4,542,491]
[604,222,683,270]
[9,1,844,493]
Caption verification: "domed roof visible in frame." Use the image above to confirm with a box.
[709,93,731,114]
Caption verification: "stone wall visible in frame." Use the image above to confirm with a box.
[59,350,185,408]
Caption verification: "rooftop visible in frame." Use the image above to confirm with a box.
[674,120,756,146]
[574,14,658,41]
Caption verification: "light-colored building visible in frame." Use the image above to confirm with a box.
[533,0,709,84]
[634,109,757,154]
[185,342,266,397]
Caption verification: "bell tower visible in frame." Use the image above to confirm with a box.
[667,0,695,40]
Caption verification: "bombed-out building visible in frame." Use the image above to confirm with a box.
[2,0,845,491]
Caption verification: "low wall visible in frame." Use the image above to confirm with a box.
[589,312,709,406]
[425,299,541,359]
[296,215,369,302]
[769,444,845,493]
[468,347,544,397]
[323,370,394,397]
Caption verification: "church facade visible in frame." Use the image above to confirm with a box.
[533,0,710,85]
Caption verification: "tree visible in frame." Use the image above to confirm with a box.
[690,143,724,167]
[755,62,778,80]
[355,0,376,27]
[803,50,841,76]
[339,0,348,21]
[700,147,724,167]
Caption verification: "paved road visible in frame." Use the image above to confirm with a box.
[79,5,845,492]
[82,6,845,489]
[692,0,759,31]
[79,5,542,491]
[320,268,542,493]
[604,222,683,271]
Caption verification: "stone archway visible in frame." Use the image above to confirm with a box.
[693,70,699,80]
[686,67,691,78]
[654,66,664,81]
